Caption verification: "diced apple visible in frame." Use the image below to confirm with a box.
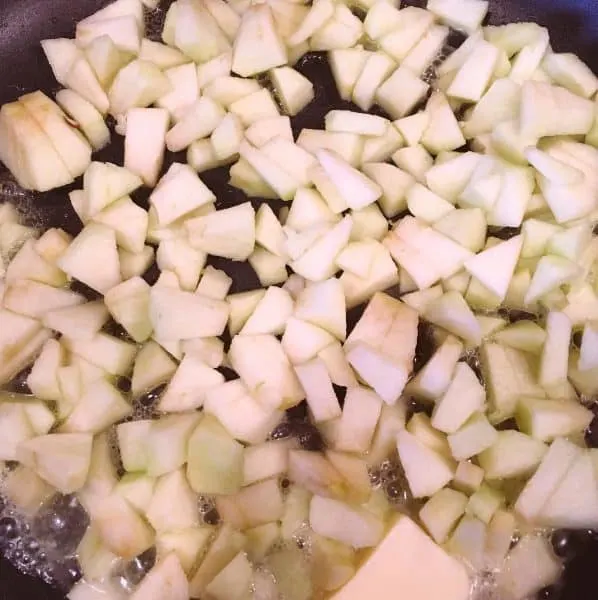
[19,433,92,494]
[108,59,171,117]
[447,413,498,461]
[310,495,384,549]
[130,554,188,600]
[396,429,454,498]
[61,378,131,434]
[232,4,287,76]
[516,396,593,442]
[420,488,468,544]
[294,358,341,423]
[187,415,244,495]
[478,430,547,480]
[498,535,562,600]
[0,101,74,191]
[407,335,463,401]
[375,67,429,120]
[139,38,188,69]
[204,380,281,444]
[431,362,486,434]
[3,279,84,319]
[19,91,91,179]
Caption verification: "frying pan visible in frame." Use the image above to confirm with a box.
[1,0,598,598]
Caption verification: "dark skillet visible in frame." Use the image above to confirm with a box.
[1,0,598,599]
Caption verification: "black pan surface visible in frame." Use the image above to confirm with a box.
[1,0,598,598]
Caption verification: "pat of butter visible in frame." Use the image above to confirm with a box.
[331,515,471,600]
